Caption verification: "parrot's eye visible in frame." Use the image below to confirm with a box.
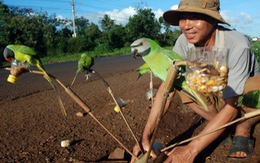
[131,42,143,48]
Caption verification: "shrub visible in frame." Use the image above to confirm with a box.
[251,41,260,64]
[92,43,113,57]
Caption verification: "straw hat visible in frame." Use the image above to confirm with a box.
[163,0,229,26]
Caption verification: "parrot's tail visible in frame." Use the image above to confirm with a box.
[70,73,79,87]
[41,68,67,116]
[237,90,260,109]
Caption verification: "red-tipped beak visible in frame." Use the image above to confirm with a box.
[5,57,12,62]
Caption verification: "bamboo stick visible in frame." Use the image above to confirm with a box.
[145,61,180,163]
[94,71,144,153]
[161,109,260,152]
[4,67,139,160]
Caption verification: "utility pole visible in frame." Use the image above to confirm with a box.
[71,0,77,37]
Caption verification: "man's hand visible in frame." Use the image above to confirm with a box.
[130,137,157,163]
[164,145,197,163]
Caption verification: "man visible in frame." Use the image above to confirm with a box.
[131,0,260,162]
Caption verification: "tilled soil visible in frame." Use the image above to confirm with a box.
[0,55,259,163]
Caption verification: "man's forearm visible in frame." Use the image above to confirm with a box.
[189,98,239,153]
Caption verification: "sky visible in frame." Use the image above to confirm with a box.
[3,0,260,38]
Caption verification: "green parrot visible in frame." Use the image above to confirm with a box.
[130,38,208,110]
[132,38,183,81]
[70,53,94,86]
[237,90,260,109]
[3,44,67,116]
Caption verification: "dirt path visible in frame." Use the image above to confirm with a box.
[0,55,259,162]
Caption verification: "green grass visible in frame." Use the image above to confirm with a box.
[41,47,131,64]
[1,47,131,67]
[41,53,82,64]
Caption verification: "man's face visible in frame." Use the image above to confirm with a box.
[179,13,216,46]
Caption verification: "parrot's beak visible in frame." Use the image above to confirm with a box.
[131,49,140,59]
[130,41,143,59]
[5,57,12,62]
[3,48,14,62]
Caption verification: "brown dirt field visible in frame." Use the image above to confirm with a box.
[0,55,259,162]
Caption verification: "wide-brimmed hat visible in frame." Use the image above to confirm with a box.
[163,0,229,26]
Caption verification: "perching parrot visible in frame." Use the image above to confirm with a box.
[237,90,260,109]
[70,53,94,86]
[130,38,208,110]
[3,44,67,116]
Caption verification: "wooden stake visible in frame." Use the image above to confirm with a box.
[145,61,180,162]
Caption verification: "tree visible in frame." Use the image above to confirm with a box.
[251,41,260,64]
[125,8,161,42]
[159,16,171,42]
[107,24,127,48]
[100,14,115,32]
[0,2,183,59]
[67,36,86,53]
[166,29,182,46]
[75,16,90,36]
[0,2,10,61]
[84,22,101,50]
[55,27,72,54]
[4,12,47,56]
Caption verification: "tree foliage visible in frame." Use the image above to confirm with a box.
[100,14,115,32]
[0,2,179,60]
[0,1,258,64]
[125,8,161,41]
[251,41,260,64]
[0,1,250,63]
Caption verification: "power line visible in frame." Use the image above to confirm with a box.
[4,0,143,24]
[4,0,139,15]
